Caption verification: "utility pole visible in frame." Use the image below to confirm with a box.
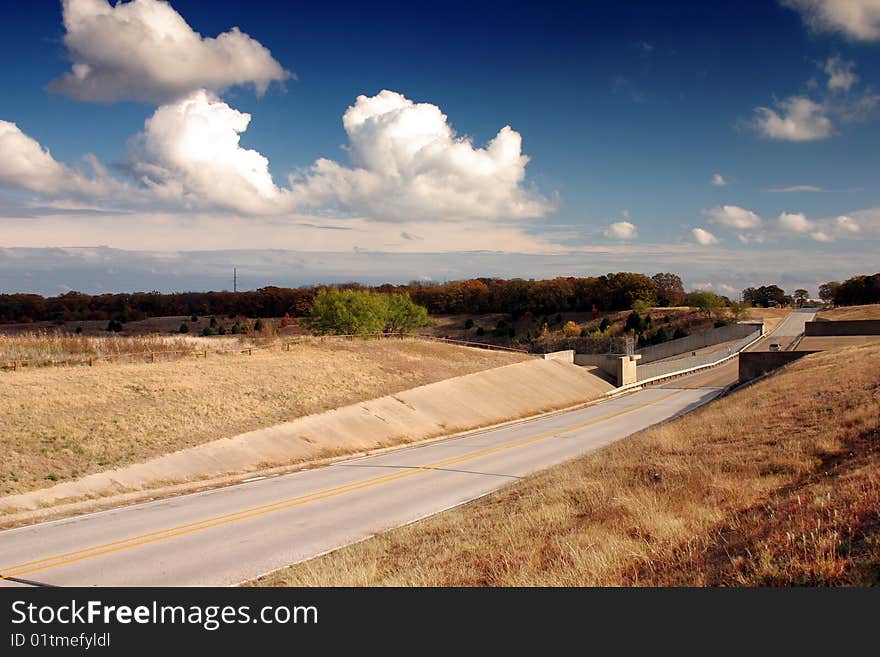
[233,267,237,293]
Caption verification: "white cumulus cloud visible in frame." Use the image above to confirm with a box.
[835,215,860,233]
[778,211,812,233]
[711,173,727,186]
[50,0,290,103]
[287,89,552,221]
[783,0,880,41]
[603,221,638,240]
[810,230,834,242]
[753,96,833,141]
[0,120,122,197]
[128,90,289,214]
[705,205,762,229]
[691,227,719,245]
[824,56,858,92]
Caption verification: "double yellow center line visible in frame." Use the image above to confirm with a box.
[1,389,684,581]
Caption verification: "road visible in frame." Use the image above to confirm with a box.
[0,365,734,586]
[0,313,806,587]
[747,308,817,351]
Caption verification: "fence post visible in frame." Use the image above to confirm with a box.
[89,357,93,367]
[204,349,207,360]
[150,352,155,363]
[12,360,16,372]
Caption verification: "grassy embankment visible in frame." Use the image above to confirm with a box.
[818,304,880,320]
[0,339,527,497]
[252,341,880,587]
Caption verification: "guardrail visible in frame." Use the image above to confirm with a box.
[604,329,767,397]
[636,329,762,381]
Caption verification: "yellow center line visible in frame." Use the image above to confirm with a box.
[1,388,682,580]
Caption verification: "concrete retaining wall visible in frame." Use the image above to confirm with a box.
[574,353,618,376]
[1,359,614,512]
[543,350,575,363]
[804,320,880,336]
[738,351,819,383]
[636,322,763,364]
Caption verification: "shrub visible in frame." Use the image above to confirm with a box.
[475,326,485,336]
[217,325,227,335]
[306,288,427,336]
[599,317,612,332]
[106,320,123,333]
[179,322,189,334]
[562,320,580,337]
[201,327,215,337]
[74,326,83,334]
[253,318,264,332]
[209,317,218,329]
[464,318,474,329]
[190,314,198,322]
[673,326,689,339]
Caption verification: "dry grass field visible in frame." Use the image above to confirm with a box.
[0,339,527,497]
[818,304,880,320]
[0,331,225,366]
[252,341,880,587]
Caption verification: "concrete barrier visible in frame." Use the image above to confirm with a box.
[0,358,615,512]
[574,353,640,386]
[574,353,618,377]
[635,322,763,364]
[738,351,819,383]
[804,320,880,336]
[542,350,575,363]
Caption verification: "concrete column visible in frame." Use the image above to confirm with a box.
[617,354,642,386]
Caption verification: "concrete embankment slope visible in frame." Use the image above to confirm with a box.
[0,359,613,512]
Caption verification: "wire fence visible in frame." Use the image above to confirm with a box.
[0,332,530,372]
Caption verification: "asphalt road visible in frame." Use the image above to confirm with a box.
[748,308,817,351]
[0,313,805,587]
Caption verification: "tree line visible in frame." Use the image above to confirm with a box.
[818,273,880,307]
[0,273,690,324]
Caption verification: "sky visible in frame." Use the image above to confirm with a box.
[0,0,879,297]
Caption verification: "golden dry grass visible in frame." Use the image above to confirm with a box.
[251,341,880,587]
[0,340,527,496]
[0,331,210,365]
[818,304,880,320]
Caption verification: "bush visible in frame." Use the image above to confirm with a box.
[599,317,612,332]
[179,322,189,334]
[652,327,668,343]
[190,314,198,322]
[253,318,264,332]
[475,326,485,336]
[562,320,580,337]
[106,320,123,333]
[217,325,227,335]
[464,318,474,329]
[673,326,689,339]
[74,326,83,334]
[209,317,218,329]
[624,311,643,332]
[306,288,427,336]
[201,327,215,337]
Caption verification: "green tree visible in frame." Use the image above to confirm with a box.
[384,293,429,334]
[179,322,189,334]
[687,290,726,317]
[793,289,809,307]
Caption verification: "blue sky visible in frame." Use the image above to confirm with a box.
[1,0,879,296]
